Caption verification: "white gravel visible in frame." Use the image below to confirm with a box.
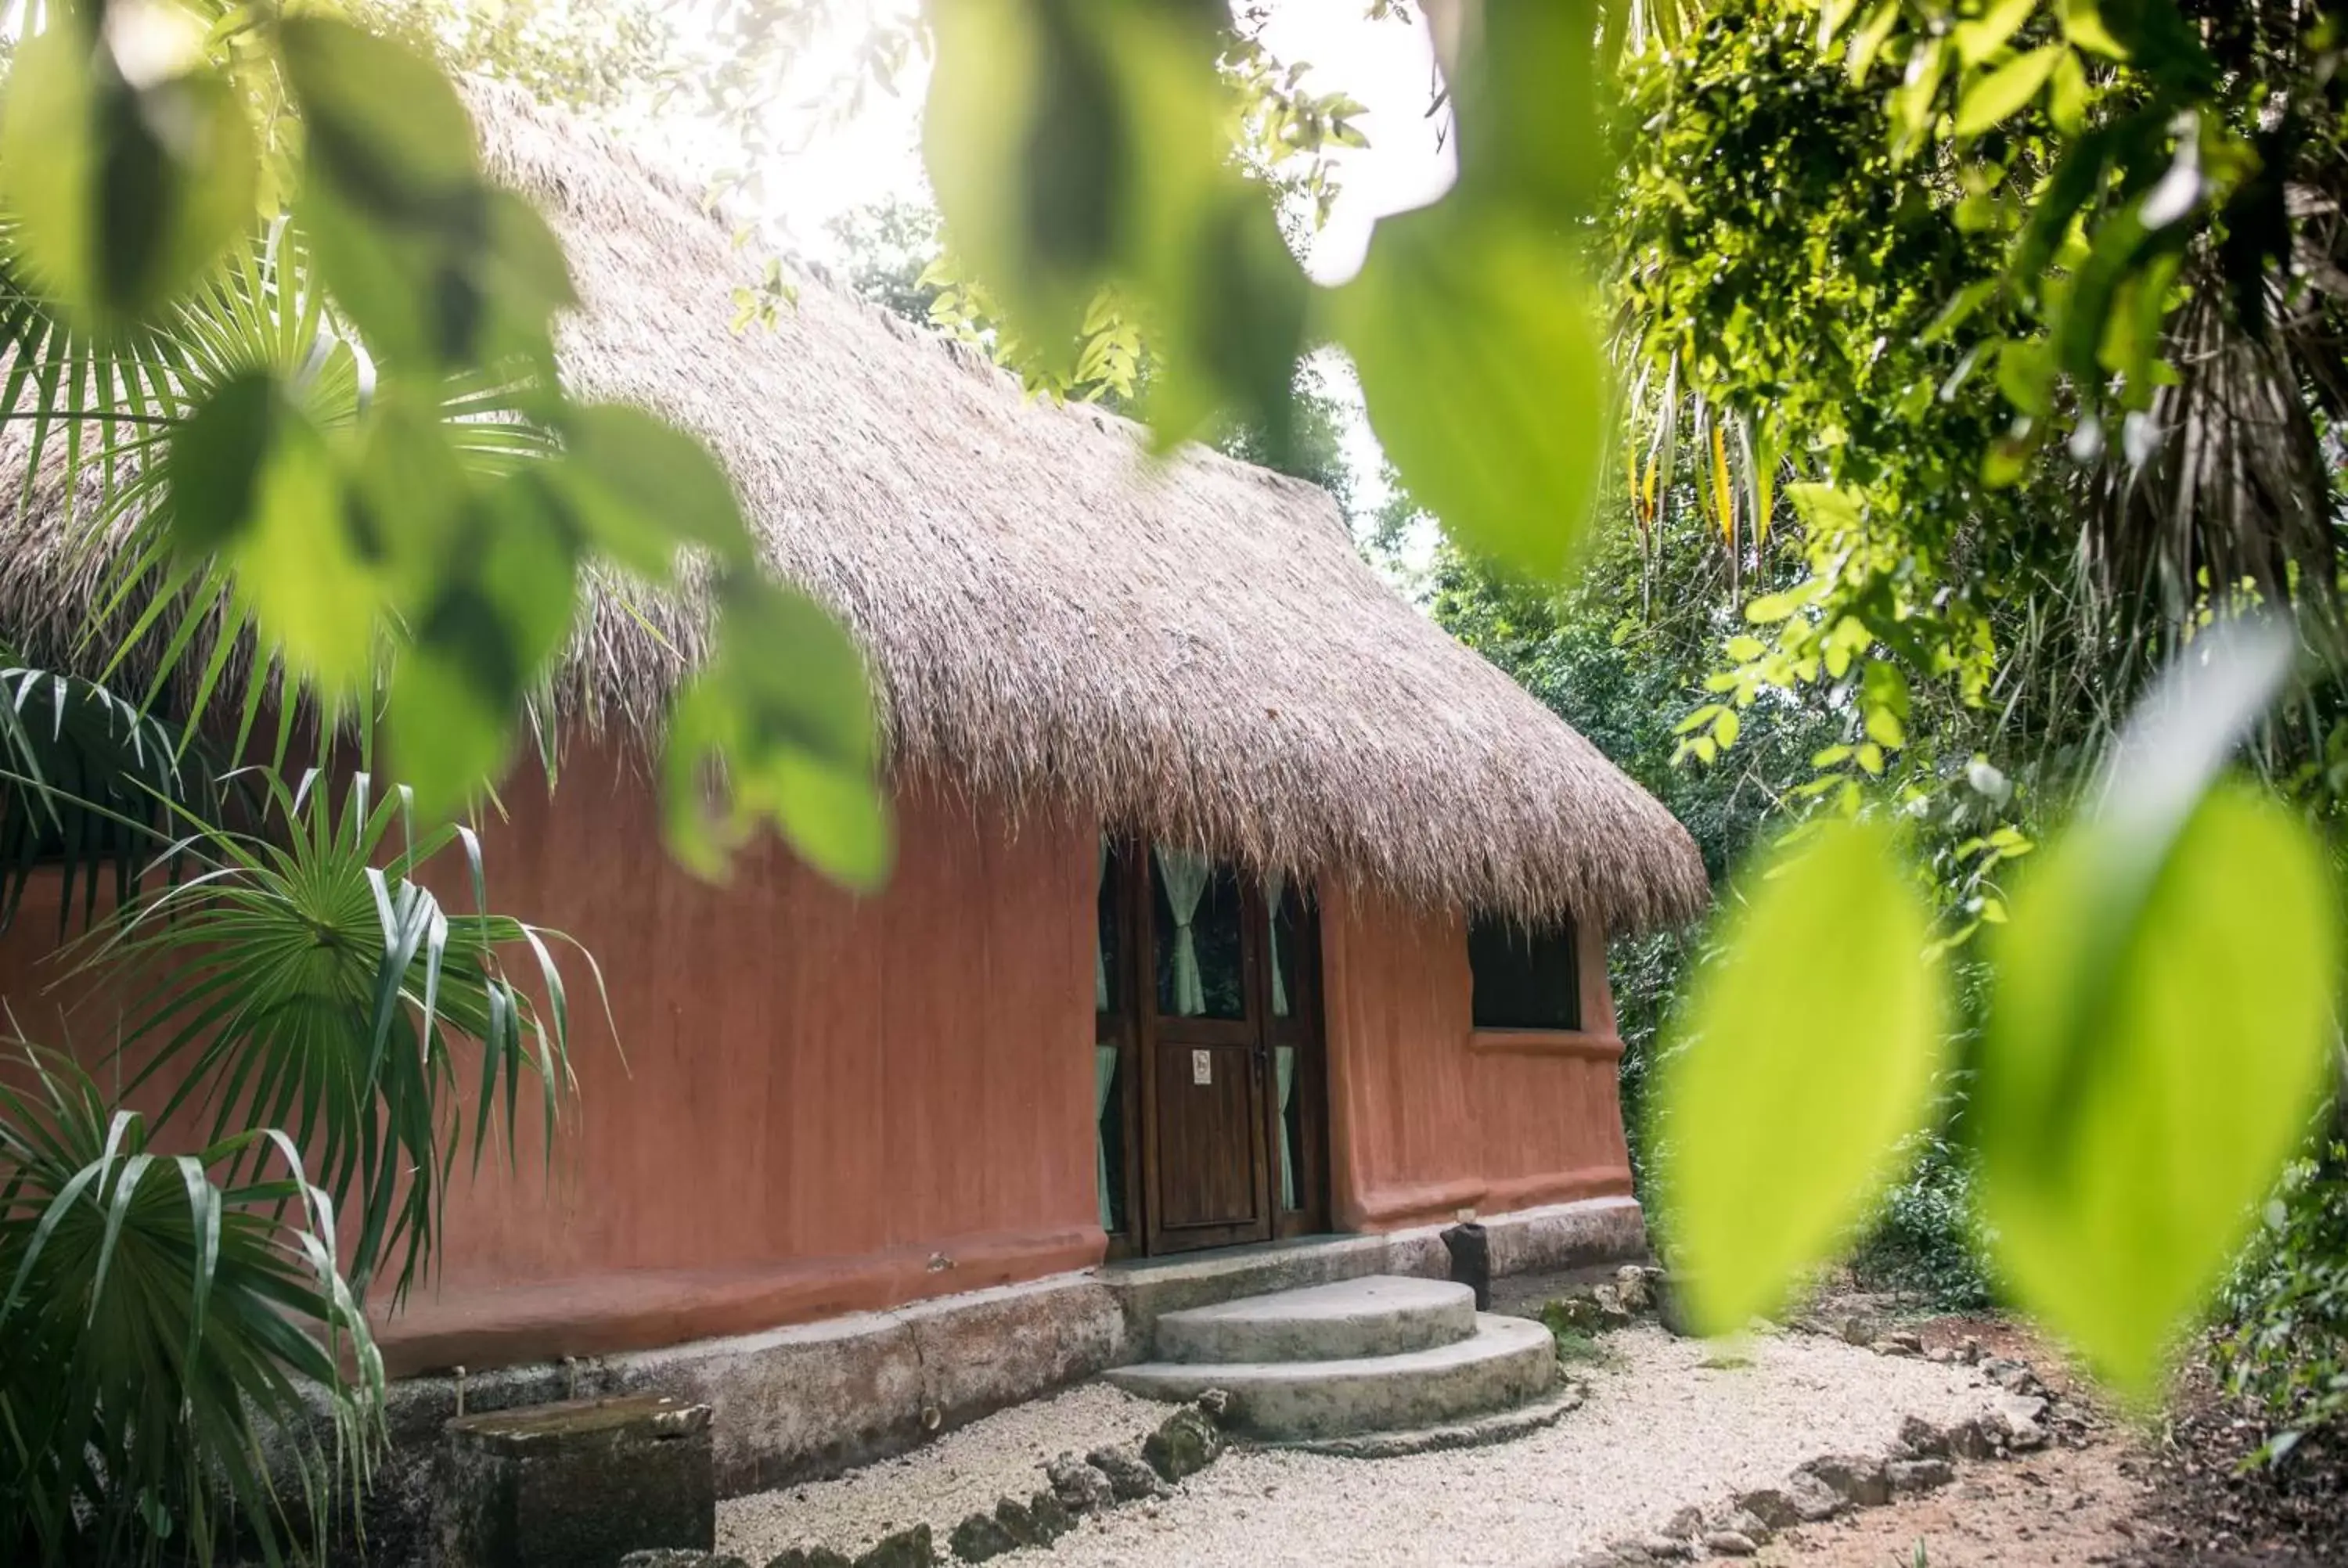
[720,1325,2010,1568]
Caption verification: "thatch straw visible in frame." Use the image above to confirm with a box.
[0,81,1707,933]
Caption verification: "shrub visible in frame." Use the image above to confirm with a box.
[2217,1135,2348,1462]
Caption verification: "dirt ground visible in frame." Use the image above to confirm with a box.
[1744,1309,2348,1568]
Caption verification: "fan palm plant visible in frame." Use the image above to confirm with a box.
[0,1048,379,1566]
[85,764,588,1305]
[0,656,586,1560]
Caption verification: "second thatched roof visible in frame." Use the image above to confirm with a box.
[2,81,1708,933]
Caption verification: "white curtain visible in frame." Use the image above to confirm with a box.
[1094,1044,1119,1232]
[1265,869,1290,1019]
[1155,845,1211,1016]
[1276,1045,1298,1210]
[1094,836,1111,1012]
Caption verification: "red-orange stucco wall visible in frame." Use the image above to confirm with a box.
[1318,881,1633,1232]
[364,743,1103,1373]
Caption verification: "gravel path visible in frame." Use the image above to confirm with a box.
[721,1325,2010,1568]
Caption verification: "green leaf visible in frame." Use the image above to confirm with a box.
[0,25,257,329]
[277,15,478,218]
[167,372,377,692]
[1655,818,1947,1334]
[282,17,571,370]
[1336,205,1609,581]
[1955,0,2043,65]
[1956,45,2063,138]
[1982,783,2337,1394]
[387,475,582,812]
[2047,48,2092,133]
[661,575,890,889]
[1976,617,2332,1394]
[2057,0,2130,57]
[553,405,756,582]
[1447,0,1601,224]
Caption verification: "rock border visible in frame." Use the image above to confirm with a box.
[1558,1344,2067,1566]
[621,1397,1237,1568]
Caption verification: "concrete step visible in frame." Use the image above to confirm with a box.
[1155,1275,1476,1364]
[1104,1313,1558,1441]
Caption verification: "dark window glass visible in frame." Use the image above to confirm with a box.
[1095,838,1124,1014]
[1268,879,1307,1020]
[1468,915,1580,1030]
[1096,1039,1128,1235]
[1152,850,1246,1020]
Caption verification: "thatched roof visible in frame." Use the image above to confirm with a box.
[0,81,1705,933]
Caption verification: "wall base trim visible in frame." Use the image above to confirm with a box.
[348,1196,1645,1566]
[374,1227,1103,1378]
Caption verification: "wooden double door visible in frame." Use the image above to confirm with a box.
[1096,839,1327,1256]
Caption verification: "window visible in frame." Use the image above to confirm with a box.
[1468,915,1580,1031]
[1151,847,1247,1020]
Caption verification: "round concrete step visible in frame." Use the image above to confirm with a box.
[1154,1275,1477,1365]
[1104,1313,1559,1441]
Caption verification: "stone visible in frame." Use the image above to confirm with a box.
[1958,1336,1984,1364]
[438,1396,716,1568]
[1660,1505,1705,1540]
[620,1555,746,1568]
[1896,1415,1950,1458]
[1046,1451,1116,1514]
[1871,1333,1922,1358]
[765,1549,853,1568]
[1086,1443,1165,1501]
[1733,1487,1802,1531]
[946,1511,1016,1565]
[1702,1530,1759,1557]
[1634,1536,1692,1560]
[1947,1418,1999,1460]
[1613,1265,1653,1314]
[1588,1282,1635,1327]
[853,1526,934,1568]
[1991,1393,2051,1451]
[1888,1458,1955,1494]
[1798,1453,1890,1508]
[1719,1509,1774,1545]
[1988,1360,2044,1397]
[1782,1470,1845,1522]
[1026,1490,1077,1543]
[993,1498,1045,1547]
[1142,1407,1224,1483]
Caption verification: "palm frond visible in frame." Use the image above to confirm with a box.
[0,1044,382,1566]
[83,768,588,1303]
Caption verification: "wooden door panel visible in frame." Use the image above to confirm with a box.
[1151,1041,1263,1234]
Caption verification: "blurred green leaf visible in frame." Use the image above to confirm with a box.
[283,16,571,370]
[1337,206,1609,581]
[0,23,257,329]
[167,372,376,692]
[277,14,477,217]
[662,576,890,889]
[553,405,757,583]
[387,475,582,811]
[1655,818,1947,1334]
[1982,782,2337,1394]
[1448,0,1601,223]
[1977,618,2335,1394]
[1955,0,2043,66]
[1957,45,2062,138]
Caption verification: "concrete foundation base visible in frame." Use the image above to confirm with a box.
[351,1196,1642,1566]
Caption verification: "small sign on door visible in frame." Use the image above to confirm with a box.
[1191,1048,1212,1086]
